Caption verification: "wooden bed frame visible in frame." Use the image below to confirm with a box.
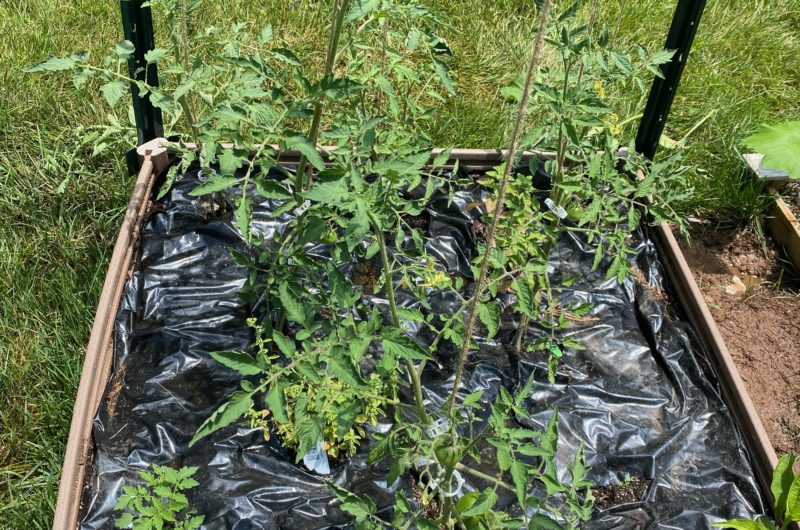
[52,147,778,529]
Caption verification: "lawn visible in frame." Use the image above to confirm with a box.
[0,0,798,527]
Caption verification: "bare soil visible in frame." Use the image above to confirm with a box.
[105,363,126,420]
[782,182,800,218]
[401,212,429,231]
[593,477,651,511]
[633,266,670,307]
[411,479,444,528]
[352,260,379,294]
[678,225,800,457]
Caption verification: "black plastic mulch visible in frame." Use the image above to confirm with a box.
[79,167,766,529]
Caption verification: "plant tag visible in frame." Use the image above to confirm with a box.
[545,198,568,219]
[425,418,449,439]
[292,200,310,217]
[303,441,331,475]
[443,470,465,497]
[545,265,555,275]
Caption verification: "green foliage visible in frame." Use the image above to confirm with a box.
[744,121,800,180]
[712,453,799,530]
[6,0,800,526]
[84,0,457,464]
[114,465,204,530]
[330,483,382,529]
[24,1,699,528]
[23,54,83,72]
[193,310,397,461]
[479,6,692,381]
[357,380,593,529]
[482,387,593,528]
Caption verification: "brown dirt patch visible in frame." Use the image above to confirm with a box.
[593,477,651,511]
[633,266,670,307]
[106,361,127,420]
[782,182,800,219]
[352,260,378,294]
[678,225,800,457]
[401,212,429,231]
[471,220,487,242]
[78,449,96,526]
[411,479,444,528]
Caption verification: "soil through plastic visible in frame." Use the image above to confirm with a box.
[592,477,651,512]
[679,225,800,459]
[79,166,768,529]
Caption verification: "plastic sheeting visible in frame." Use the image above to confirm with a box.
[80,166,766,529]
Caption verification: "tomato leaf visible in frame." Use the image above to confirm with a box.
[100,79,127,107]
[478,301,500,339]
[460,488,498,517]
[279,283,306,325]
[381,329,432,361]
[210,351,262,376]
[284,134,325,171]
[189,390,253,446]
[24,56,76,72]
[744,121,800,180]
[265,382,289,424]
[189,175,239,196]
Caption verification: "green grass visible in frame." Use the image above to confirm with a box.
[426,0,800,220]
[610,0,800,222]
[0,1,798,527]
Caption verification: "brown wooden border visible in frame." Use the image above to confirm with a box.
[768,192,800,271]
[53,155,160,530]
[743,153,800,271]
[652,224,778,499]
[54,147,779,528]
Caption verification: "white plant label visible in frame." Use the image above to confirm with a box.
[443,470,465,497]
[545,198,568,219]
[425,418,450,439]
[292,200,311,217]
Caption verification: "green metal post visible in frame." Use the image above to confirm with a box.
[636,0,707,160]
[120,0,164,147]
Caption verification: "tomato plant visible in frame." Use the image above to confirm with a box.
[27,0,694,527]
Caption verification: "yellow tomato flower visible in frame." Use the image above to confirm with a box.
[605,113,622,137]
[593,80,606,100]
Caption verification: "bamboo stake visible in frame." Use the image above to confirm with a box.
[446,0,554,413]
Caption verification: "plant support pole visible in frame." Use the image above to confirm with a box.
[295,0,351,197]
[446,0,553,413]
[120,0,164,148]
[635,0,706,160]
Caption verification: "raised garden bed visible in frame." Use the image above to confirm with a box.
[39,2,790,528]
[53,149,780,530]
[678,226,800,460]
[769,187,800,271]
[783,183,800,220]
[744,153,800,270]
[54,148,166,528]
